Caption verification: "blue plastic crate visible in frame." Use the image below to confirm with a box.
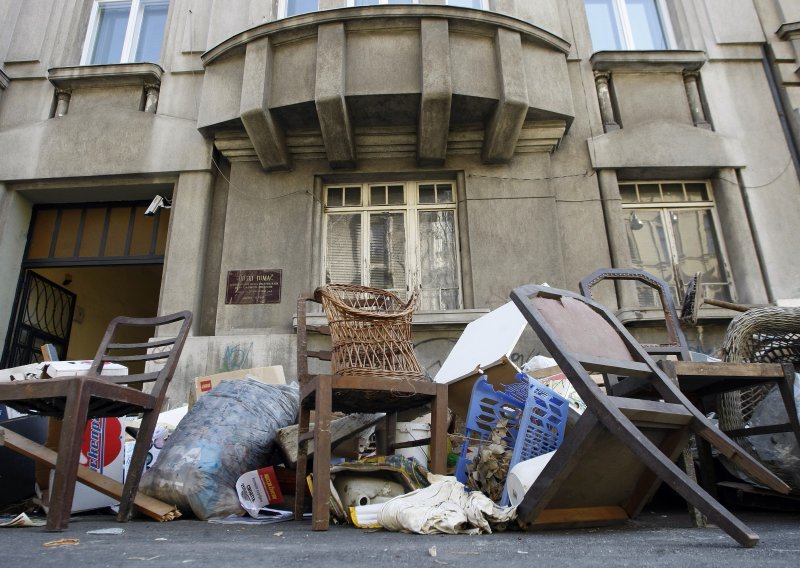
[456,372,569,506]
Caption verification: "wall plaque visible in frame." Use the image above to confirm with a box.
[225,269,282,305]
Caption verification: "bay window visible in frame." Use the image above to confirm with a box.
[324,181,462,311]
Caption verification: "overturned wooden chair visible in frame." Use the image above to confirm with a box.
[579,268,800,496]
[294,285,448,530]
[0,311,192,530]
[509,284,790,547]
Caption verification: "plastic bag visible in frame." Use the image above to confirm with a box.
[139,379,299,519]
[747,378,800,491]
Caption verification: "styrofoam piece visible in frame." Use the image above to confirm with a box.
[434,301,527,384]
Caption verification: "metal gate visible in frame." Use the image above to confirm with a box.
[2,271,76,367]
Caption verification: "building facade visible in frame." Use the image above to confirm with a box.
[1,0,800,402]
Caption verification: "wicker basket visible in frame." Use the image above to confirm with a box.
[717,306,800,488]
[315,284,428,381]
[719,306,800,429]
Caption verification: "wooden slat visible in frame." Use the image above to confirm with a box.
[578,355,653,379]
[107,337,176,350]
[103,352,169,363]
[0,427,180,522]
[308,349,332,362]
[612,397,693,427]
[669,361,784,379]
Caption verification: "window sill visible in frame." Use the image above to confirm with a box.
[48,63,163,90]
[590,50,706,73]
[294,308,490,331]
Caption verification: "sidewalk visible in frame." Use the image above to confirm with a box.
[1,508,799,567]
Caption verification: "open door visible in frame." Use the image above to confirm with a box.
[2,270,76,367]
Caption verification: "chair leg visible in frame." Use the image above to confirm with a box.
[777,365,800,448]
[293,401,312,521]
[311,375,332,531]
[430,385,448,474]
[47,382,91,531]
[116,409,158,522]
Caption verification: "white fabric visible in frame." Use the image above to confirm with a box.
[375,477,516,535]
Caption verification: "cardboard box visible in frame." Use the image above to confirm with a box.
[237,466,284,517]
[434,302,530,419]
[47,417,125,513]
[39,360,128,378]
[188,366,286,407]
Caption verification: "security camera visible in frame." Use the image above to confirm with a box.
[145,195,172,216]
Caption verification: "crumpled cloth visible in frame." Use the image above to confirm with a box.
[376,477,516,534]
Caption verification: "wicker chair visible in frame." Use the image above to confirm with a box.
[294,284,448,530]
[718,307,800,489]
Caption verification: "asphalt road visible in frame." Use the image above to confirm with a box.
[1,508,799,567]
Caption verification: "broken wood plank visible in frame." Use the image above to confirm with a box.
[278,412,385,467]
[0,426,180,522]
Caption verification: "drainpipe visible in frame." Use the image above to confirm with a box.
[761,44,800,179]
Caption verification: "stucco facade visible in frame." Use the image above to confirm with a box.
[1,0,800,404]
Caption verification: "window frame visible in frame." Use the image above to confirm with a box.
[322,180,463,311]
[620,180,735,303]
[80,0,169,66]
[585,0,676,51]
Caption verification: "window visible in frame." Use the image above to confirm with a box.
[285,0,319,17]
[621,181,732,305]
[82,0,169,65]
[585,0,673,51]
[324,181,462,311]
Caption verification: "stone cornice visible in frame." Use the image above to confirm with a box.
[590,50,707,73]
[777,21,800,41]
[202,5,570,66]
[47,63,163,90]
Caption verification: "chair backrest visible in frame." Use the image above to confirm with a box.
[315,284,426,380]
[89,311,193,401]
[579,268,691,361]
[510,285,679,406]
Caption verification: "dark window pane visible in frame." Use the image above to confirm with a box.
[419,184,436,204]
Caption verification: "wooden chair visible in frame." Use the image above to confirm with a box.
[579,268,800,495]
[0,311,192,530]
[294,286,448,531]
[509,284,791,547]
